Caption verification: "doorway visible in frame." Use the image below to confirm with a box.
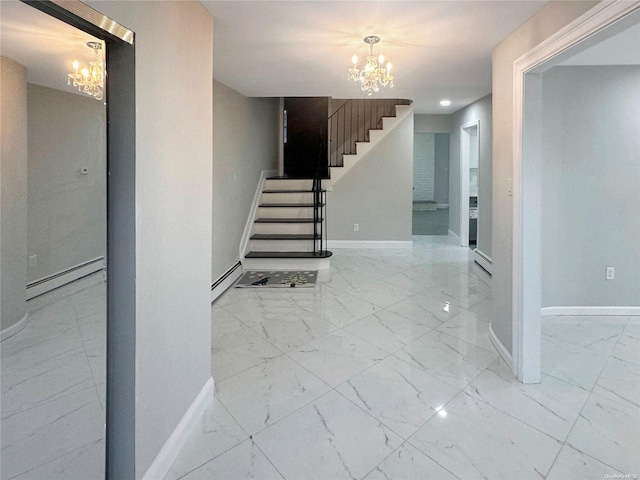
[460,121,480,248]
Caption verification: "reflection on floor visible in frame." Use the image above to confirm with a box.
[168,236,639,480]
[412,208,449,235]
[2,237,638,479]
[0,276,105,480]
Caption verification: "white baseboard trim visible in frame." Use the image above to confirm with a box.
[142,377,214,480]
[211,262,243,303]
[436,203,449,209]
[447,229,461,246]
[473,248,492,275]
[541,306,640,317]
[489,322,512,369]
[239,170,277,260]
[1,312,28,342]
[327,240,413,249]
[26,257,105,300]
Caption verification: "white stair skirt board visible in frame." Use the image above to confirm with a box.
[447,229,461,245]
[1,312,28,342]
[242,257,331,271]
[489,322,513,370]
[327,240,413,249]
[541,306,640,317]
[330,104,415,186]
[26,257,105,300]
[142,377,214,480]
[474,248,493,275]
[239,170,277,260]
[211,262,243,303]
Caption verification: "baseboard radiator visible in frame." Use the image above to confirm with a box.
[26,257,105,300]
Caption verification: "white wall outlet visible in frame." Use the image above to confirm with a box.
[353,223,359,232]
[606,267,615,280]
[29,254,37,267]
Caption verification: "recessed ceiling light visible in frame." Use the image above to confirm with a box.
[440,99,451,107]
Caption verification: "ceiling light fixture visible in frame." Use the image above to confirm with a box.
[348,36,394,96]
[440,99,451,107]
[68,42,104,100]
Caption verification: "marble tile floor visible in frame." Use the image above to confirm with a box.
[168,236,640,480]
[2,238,638,479]
[0,275,106,480]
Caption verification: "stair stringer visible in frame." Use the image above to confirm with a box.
[239,169,278,262]
[330,104,415,186]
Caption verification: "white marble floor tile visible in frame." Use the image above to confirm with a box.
[177,439,284,480]
[301,292,383,327]
[363,443,459,480]
[347,281,414,309]
[542,316,627,355]
[210,328,283,381]
[288,330,387,388]
[12,439,105,480]
[216,355,330,435]
[546,445,623,480]
[409,392,561,480]
[542,335,610,390]
[397,331,497,389]
[344,309,438,354]
[1,387,104,479]
[215,287,285,307]
[396,292,464,324]
[211,305,244,339]
[76,311,106,350]
[436,310,496,352]
[384,297,445,329]
[429,276,485,310]
[466,296,493,321]
[69,283,106,320]
[165,397,247,480]
[337,356,459,439]
[567,393,640,475]
[222,296,299,327]
[378,271,435,294]
[253,390,402,480]
[612,330,640,366]
[23,297,78,335]
[592,356,640,410]
[250,310,337,352]
[464,358,590,441]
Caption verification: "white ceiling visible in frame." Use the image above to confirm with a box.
[0,0,101,97]
[202,1,548,113]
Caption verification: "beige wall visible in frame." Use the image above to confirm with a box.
[491,1,598,353]
[27,84,106,283]
[0,56,28,334]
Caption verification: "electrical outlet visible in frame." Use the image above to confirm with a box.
[29,254,37,267]
[353,223,359,232]
[606,267,615,280]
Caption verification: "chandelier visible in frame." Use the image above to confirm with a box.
[347,36,394,96]
[68,42,104,100]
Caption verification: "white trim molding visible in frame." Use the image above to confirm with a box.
[211,262,242,303]
[142,377,214,480]
[489,322,512,369]
[459,120,480,248]
[512,0,640,384]
[1,312,28,342]
[541,306,640,317]
[473,248,492,275]
[239,170,277,260]
[26,257,105,300]
[327,240,413,249]
[447,229,461,246]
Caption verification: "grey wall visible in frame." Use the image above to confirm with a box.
[212,80,278,280]
[413,133,435,202]
[414,114,452,133]
[0,56,28,334]
[491,0,598,353]
[449,94,492,254]
[541,65,640,307]
[328,113,413,241]
[434,133,450,205]
[85,2,214,477]
[26,84,106,282]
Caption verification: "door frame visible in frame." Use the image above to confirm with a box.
[459,120,479,247]
[512,0,640,383]
[22,1,137,476]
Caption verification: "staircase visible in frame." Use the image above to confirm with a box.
[243,178,332,270]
